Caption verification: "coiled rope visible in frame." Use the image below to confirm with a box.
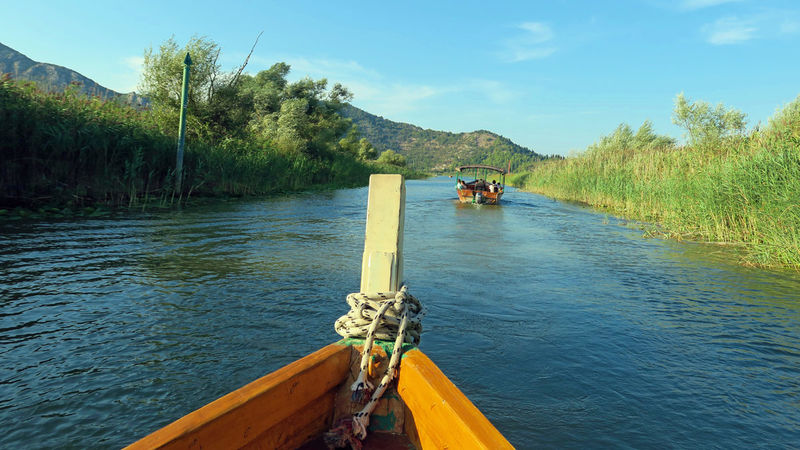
[325,286,425,446]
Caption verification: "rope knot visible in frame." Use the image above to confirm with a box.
[393,286,408,309]
[328,285,425,445]
[334,286,425,345]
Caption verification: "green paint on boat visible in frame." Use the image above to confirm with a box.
[336,338,417,358]
[368,410,397,432]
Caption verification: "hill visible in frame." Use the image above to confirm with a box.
[339,103,548,172]
[0,42,145,106]
[1,42,545,173]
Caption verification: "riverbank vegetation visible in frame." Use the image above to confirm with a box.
[0,36,419,211]
[511,93,800,269]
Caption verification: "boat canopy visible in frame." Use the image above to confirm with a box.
[455,164,506,175]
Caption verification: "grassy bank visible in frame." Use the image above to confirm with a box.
[510,96,800,269]
[0,76,416,211]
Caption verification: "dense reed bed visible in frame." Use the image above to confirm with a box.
[0,76,413,211]
[511,96,800,268]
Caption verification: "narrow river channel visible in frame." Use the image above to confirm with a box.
[1,177,799,448]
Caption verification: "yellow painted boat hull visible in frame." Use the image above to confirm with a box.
[126,341,512,449]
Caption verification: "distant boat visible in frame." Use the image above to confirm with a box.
[126,175,511,450]
[455,165,507,205]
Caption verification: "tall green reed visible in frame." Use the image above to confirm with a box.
[1,76,406,209]
[512,97,800,268]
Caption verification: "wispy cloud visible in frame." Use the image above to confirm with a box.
[700,10,800,45]
[780,19,800,34]
[703,16,758,44]
[679,0,743,11]
[257,56,445,116]
[347,78,519,118]
[114,56,144,92]
[346,80,446,116]
[466,79,516,104]
[500,22,557,62]
[277,57,382,81]
[518,22,554,43]
[246,55,517,119]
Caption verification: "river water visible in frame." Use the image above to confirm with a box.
[1,177,799,449]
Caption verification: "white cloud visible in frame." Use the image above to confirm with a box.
[518,22,554,43]
[124,56,144,69]
[350,79,518,119]
[349,81,445,117]
[703,17,758,44]
[508,47,557,62]
[258,56,445,116]
[108,56,144,93]
[246,55,518,120]
[501,22,557,62]
[697,9,800,45]
[279,57,382,81]
[680,0,743,11]
[780,19,800,34]
[468,80,516,104]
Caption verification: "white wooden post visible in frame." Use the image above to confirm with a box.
[360,174,405,293]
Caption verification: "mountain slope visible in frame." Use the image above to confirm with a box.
[0,42,144,105]
[339,103,547,172]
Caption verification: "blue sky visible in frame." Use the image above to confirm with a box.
[3,0,799,155]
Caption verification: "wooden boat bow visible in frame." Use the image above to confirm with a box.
[126,175,512,449]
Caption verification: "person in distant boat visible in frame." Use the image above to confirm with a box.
[488,180,497,193]
[457,179,467,190]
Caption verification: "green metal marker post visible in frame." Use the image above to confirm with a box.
[175,52,192,193]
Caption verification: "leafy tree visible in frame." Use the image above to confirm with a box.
[246,64,355,158]
[377,149,406,167]
[140,37,361,158]
[766,95,800,136]
[357,137,378,160]
[139,35,221,109]
[139,35,258,142]
[275,98,311,154]
[672,92,747,147]
[245,63,290,117]
[338,126,360,158]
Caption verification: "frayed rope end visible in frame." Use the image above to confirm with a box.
[323,418,363,450]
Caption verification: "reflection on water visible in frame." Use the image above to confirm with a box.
[1,177,799,448]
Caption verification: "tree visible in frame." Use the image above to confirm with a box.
[672,92,747,147]
[139,37,357,158]
[357,138,378,160]
[139,35,258,141]
[377,149,406,167]
[338,127,377,160]
[139,35,222,110]
[247,65,354,158]
[275,98,310,154]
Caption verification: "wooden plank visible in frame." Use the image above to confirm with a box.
[242,389,336,450]
[361,174,405,293]
[397,349,512,449]
[125,343,351,450]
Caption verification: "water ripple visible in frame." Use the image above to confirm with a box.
[1,180,799,448]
